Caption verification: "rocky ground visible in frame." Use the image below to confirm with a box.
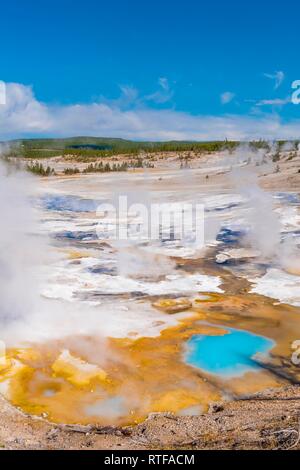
[23,147,300,191]
[2,148,300,451]
[0,386,300,450]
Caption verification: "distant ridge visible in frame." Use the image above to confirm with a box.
[1,137,295,159]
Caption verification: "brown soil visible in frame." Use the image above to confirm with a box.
[1,385,300,450]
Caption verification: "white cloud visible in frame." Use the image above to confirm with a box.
[256,97,291,106]
[264,71,285,90]
[158,77,169,91]
[0,81,6,105]
[118,85,139,104]
[1,82,300,141]
[220,91,235,104]
[145,77,173,104]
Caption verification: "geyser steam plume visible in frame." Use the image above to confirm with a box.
[230,146,281,259]
[0,155,47,325]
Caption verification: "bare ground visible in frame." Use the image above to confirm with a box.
[1,385,300,450]
[3,149,300,450]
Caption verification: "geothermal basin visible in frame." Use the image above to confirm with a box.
[0,151,300,426]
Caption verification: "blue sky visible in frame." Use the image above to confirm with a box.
[1,0,300,140]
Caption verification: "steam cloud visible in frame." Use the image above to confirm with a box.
[0,153,43,323]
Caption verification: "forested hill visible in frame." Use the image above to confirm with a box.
[1,137,295,159]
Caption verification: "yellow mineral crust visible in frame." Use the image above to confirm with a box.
[152,298,192,314]
[65,250,91,260]
[151,389,205,414]
[51,349,108,387]
[1,293,299,426]
[0,358,34,401]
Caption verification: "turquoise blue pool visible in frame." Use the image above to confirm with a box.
[184,327,275,378]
